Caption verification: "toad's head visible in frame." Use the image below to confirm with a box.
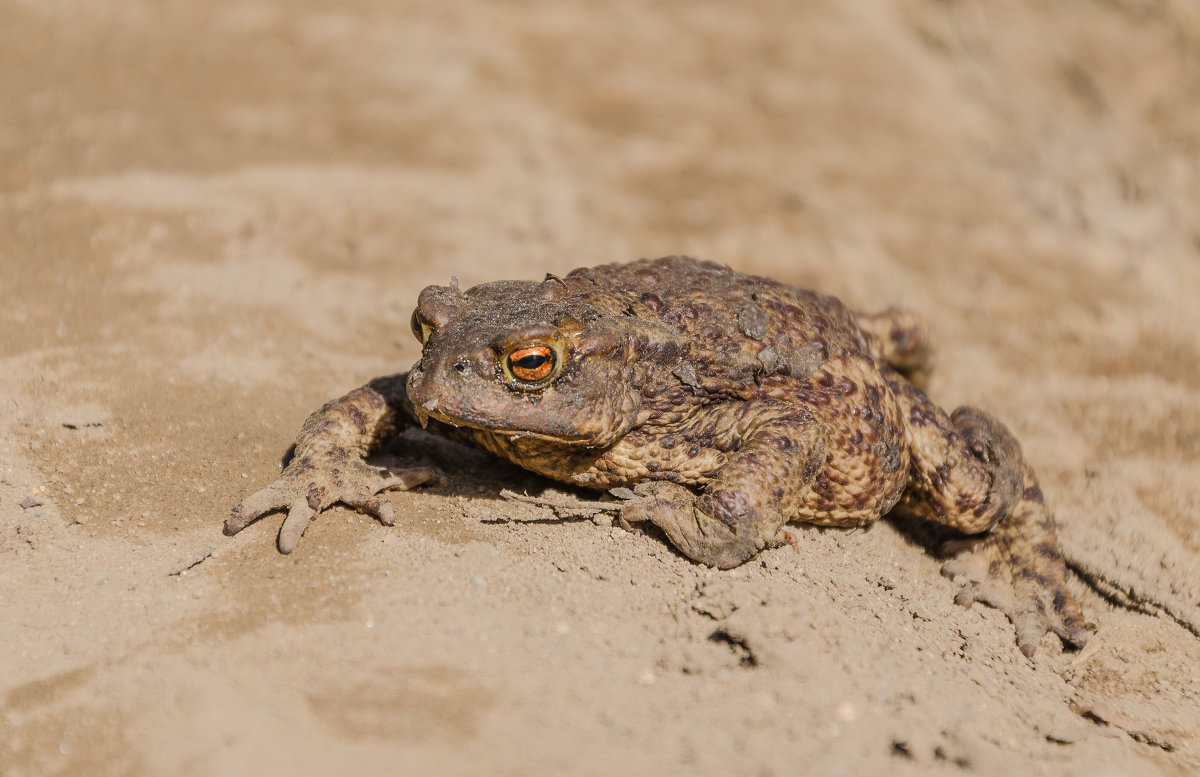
[405,274,660,448]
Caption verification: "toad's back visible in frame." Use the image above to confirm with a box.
[548,257,912,526]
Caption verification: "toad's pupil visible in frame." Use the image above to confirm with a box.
[514,354,547,369]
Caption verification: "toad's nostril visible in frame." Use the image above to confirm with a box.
[454,356,470,374]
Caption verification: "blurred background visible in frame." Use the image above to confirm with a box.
[3,1,1200,775]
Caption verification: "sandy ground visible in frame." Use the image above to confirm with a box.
[3,0,1200,774]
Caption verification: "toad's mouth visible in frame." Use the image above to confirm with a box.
[411,395,597,445]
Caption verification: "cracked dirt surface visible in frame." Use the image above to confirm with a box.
[3,1,1200,775]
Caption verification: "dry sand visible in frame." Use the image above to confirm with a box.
[3,1,1200,774]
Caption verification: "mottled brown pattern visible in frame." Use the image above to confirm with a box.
[229,256,1089,655]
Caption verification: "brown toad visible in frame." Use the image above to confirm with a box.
[227,256,1090,657]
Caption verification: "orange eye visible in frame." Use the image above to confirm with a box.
[506,345,556,383]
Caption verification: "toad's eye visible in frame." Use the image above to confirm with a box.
[505,345,557,384]
[410,310,433,345]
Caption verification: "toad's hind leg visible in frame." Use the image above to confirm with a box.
[891,377,1091,657]
[620,409,826,570]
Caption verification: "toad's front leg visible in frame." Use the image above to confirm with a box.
[225,373,438,552]
[621,407,827,569]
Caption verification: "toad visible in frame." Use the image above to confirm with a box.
[227,256,1090,657]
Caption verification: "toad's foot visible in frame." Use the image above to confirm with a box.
[618,481,789,570]
[616,410,822,569]
[225,453,438,553]
[941,510,1092,658]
